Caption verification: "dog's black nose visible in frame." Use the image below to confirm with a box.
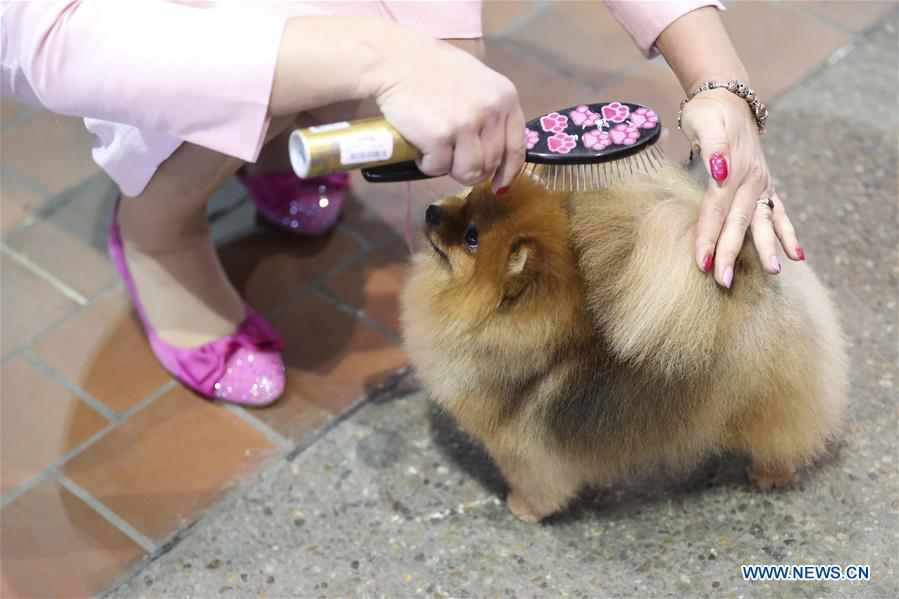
[425,204,442,227]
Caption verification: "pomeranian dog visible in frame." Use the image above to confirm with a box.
[400,164,847,523]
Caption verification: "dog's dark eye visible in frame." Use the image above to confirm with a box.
[463,226,479,250]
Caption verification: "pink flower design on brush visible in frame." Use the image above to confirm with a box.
[582,128,611,151]
[609,123,639,145]
[539,112,568,133]
[547,132,577,154]
[524,128,540,150]
[569,105,600,128]
[630,107,659,129]
[601,102,630,123]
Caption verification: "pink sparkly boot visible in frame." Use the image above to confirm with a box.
[108,203,286,406]
[238,172,348,235]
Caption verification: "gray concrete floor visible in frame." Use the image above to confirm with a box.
[106,16,897,599]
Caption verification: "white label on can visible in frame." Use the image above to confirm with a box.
[309,121,350,133]
[340,131,393,165]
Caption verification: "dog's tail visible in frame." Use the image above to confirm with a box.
[569,164,765,381]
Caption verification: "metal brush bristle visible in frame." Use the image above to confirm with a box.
[523,144,667,192]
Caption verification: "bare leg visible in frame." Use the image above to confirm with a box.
[117,115,294,348]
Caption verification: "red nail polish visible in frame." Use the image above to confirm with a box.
[496,186,509,196]
[701,254,713,273]
[796,246,805,260]
[709,153,728,184]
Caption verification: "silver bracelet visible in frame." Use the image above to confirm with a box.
[677,79,768,134]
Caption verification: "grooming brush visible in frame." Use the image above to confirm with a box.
[288,102,664,192]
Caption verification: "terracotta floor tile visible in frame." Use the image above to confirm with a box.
[1,111,100,197]
[30,290,171,413]
[798,0,896,32]
[6,176,117,299]
[0,479,146,599]
[0,254,77,355]
[720,1,852,99]
[485,41,593,120]
[323,242,409,334]
[591,62,693,165]
[483,0,538,37]
[1,96,27,127]
[0,357,109,495]
[256,294,407,439]
[62,387,276,541]
[503,1,642,89]
[0,169,46,234]
[218,226,362,314]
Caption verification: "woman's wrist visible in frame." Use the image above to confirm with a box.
[655,7,748,95]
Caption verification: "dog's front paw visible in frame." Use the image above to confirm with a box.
[747,461,795,491]
[506,491,541,524]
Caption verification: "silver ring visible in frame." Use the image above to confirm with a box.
[757,197,774,210]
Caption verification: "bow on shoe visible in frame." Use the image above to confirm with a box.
[174,313,284,396]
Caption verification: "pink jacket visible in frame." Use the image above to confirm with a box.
[1,1,721,196]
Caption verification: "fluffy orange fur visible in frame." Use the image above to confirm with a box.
[400,165,847,523]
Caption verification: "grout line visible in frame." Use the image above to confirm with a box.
[22,350,120,423]
[10,280,121,359]
[1,281,119,362]
[492,38,597,93]
[283,393,372,463]
[336,220,372,250]
[314,288,402,343]
[46,421,118,468]
[118,379,177,420]
[0,104,39,133]
[282,365,414,463]
[824,38,863,67]
[265,243,372,319]
[51,471,158,554]
[487,0,554,41]
[770,0,861,37]
[220,403,291,449]
[1,242,89,306]
[0,345,25,366]
[0,471,48,509]
[0,169,109,241]
[0,377,175,509]
[0,162,51,201]
[590,55,657,95]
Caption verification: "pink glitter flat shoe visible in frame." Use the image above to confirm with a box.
[108,203,285,406]
[238,171,348,235]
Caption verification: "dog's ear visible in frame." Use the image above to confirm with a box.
[502,236,537,302]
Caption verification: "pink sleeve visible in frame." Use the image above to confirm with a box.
[0,1,289,162]
[604,0,725,59]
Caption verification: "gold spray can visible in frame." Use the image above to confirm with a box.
[288,117,421,178]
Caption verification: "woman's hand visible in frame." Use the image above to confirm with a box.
[680,89,804,287]
[271,17,525,194]
[363,25,526,193]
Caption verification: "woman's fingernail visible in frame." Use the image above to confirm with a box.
[770,255,782,273]
[701,254,713,273]
[795,245,805,260]
[496,186,509,196]
[710,153,728,184]
[723,265,734,289]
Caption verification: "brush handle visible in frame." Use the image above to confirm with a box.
[288,116,423,178]
[361,161,431,182]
